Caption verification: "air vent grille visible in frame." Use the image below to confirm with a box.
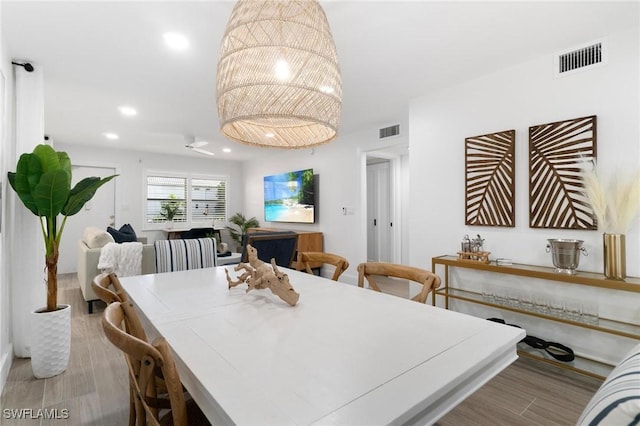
[557,42,603,74]
[379,124,400,139]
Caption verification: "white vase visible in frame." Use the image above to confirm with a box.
[31,304,71,379]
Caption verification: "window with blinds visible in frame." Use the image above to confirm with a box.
[146,176,187,224]
[191,179,226,221]
[145,173,228,228]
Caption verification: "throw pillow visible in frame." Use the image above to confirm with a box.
[107,224,137,243]
[83,227,115,249]
[119,223,137,240]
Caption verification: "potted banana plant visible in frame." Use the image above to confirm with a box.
[7,144,116,378]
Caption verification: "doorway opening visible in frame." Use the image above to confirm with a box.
[363,145,408,264]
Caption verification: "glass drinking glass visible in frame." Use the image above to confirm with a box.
[549,299,565,319]
[533,294,549,315]
[494,288,507,306]
[481,286,495,303]
[520,291,534,313]
[581,301,599,325]
[506,288,521,309]
[564,300,582,322]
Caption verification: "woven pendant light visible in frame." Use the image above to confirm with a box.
[217,0,342,148]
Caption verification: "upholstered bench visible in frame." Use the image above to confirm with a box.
[154,238,218,273]
[577,342,640,425]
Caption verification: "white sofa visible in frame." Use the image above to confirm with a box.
[77,234,155,313]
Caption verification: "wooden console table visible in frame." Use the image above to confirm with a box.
[431,255,640,379]
[249,228,323,269]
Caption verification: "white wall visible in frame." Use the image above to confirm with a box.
[408,26,639,372]
[243,138,362,283]
[7,66,47,360]
[0,1,13,393]
[56,143,246,254]
[242,126,409,284]
[0,6,47,387]
[409,26,639,275]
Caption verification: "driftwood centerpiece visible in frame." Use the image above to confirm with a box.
[225,244,300,306]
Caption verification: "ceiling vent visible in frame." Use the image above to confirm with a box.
[379,124,400,139]
[555,40,606,77]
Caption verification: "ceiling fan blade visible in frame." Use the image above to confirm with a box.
[190,147,214,156]
[189,140,209,148]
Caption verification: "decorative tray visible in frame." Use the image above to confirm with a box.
[456,251,491,263]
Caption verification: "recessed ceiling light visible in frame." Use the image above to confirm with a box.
[320,86,334,94]
[163,32,189,50]
[223,148,231,153]
[118,106,137,116]
[102,132,119,140]
[265,133,275,138]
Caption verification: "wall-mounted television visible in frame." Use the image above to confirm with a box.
[264,168,315,223]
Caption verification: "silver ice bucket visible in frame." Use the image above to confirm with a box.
[546,239,587,275]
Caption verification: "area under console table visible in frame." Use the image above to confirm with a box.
[431,255,640,379]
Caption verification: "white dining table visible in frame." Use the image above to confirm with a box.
[119,266,524,426]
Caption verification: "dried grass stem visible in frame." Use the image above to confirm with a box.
[583,163,640,234]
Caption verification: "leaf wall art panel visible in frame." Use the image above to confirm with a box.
[465,130,515,227]
[529,115,597,229]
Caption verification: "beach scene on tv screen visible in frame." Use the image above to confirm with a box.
[264,169,314,223]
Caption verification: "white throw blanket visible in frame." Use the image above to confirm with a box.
[97,242,143,277]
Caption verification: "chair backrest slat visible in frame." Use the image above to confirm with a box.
[357,262,441,303]
[92,273,147,340]
[92,272,128,304]
[297,252,349,281]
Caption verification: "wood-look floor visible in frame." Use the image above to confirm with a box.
[0,273,601,425]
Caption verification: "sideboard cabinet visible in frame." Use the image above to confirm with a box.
[431,255,640,379]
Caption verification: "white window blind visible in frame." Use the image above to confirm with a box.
[146,176,187,224]
[191,178,227,221]
[144,173,228,228]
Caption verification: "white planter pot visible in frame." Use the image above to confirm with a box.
[31,304,71,379]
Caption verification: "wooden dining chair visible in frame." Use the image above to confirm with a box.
[92,272,129,304]
[92,272,150,337]
[357,262,441,303]
[93,272,150,426]
[102,301,210,426]
[93,272,186,425]
[297,252,349,281]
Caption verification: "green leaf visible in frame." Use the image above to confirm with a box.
[226,212,259,244]
[57,151,71,182]
[62,175,117,216]
[33,144,61,173]
[8,154,42,215]
[25,154,43,193]
[34,170,70,218]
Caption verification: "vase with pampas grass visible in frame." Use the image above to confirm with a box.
[582,162,640,280]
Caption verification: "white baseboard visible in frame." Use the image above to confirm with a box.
[0,343,14,395]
